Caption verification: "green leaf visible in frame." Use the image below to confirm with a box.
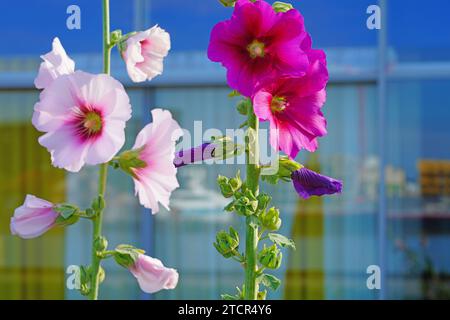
[258,274,281,291]
[267,233,296,250]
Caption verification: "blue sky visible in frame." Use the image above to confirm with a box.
[0,0,449,57]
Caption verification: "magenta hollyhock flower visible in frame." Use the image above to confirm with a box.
[32,71,132,172]
[253,35,329,158]
[129,254,179,293]
[292,168,342,199]
[130,109,182,213]
[207,0,309,97]
[10,195,59,239]
[121,25,171,83]
[35,37,75,90]
[174,143,215,168]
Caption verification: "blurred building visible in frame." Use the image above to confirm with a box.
[0,0,450,300]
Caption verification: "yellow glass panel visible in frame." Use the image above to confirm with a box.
[0,123,66,299]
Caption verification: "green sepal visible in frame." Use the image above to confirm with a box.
[258,244,282,269]
[116,147,147,179]
[236,99,251,115]
[79,265,91,296]
[219,0,237,8]
[260,207,282,231]
[54,203,79,219]
[113,244,145,268]
[272,1,293,12]
[213,227,239,259]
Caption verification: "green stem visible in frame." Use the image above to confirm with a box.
[244,104,260,300]
[89,0,111,300]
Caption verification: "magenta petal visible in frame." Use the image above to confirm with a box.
[292,168,343,199]
[207,0,309,97]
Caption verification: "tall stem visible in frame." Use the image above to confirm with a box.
[244,104,260,300]
[89,0,111,300]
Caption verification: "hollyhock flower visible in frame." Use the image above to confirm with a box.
[10,195,59,239]
[291,168,342,199]
[129,109,182,213]
[121,25,171,83]
[253,35,329,158]
[207,0,309,97]
[32,71,132,172]
[35,37,75,90]
[129,254,179,293]
[174,143,215,168]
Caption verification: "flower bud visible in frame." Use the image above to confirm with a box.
[258,245,282,269]
[234,196,258,216]
[10,195,59,239]
[260,207,282,231]
[217,175,234,198]
[257,193,272,212]
[214,228,239,258]
[129,254,178,293]
[94,236,108,252]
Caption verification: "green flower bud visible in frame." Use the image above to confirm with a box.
[94,236,108,252]
[258,245,282,269]
[257,193,272,212]
[260,207,282,231]
[272,1,294,13]
[217,172,242,198]
[110,29,122,45]
[214,228,239,258]
[235,196,258,216]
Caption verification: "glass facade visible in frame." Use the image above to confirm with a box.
[1,0,450,300]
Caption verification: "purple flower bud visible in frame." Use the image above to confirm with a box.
[10,195,59,239]
[174,143,215,167]
[291,168,342,199]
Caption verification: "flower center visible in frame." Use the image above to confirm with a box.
[73,108,103,140]
[83,112,103,133]
[271,96,288,113]
[247,39,265,59]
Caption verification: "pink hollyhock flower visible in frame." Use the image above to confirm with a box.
[121,25,171,83]
[34,37,75,90]
[10,195,59,239]
[129,254,179,293]
[292,168,342,199]
[130,109,182,213]
[32,71,132,172]
[207,0,309,97]
[252,35,329,158]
